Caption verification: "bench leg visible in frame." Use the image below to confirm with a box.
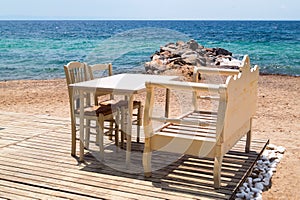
[136,103,142,143]
[143,138,152,177]
[245,130,252,153]
[245,118,253,153]
[213,155,223,189]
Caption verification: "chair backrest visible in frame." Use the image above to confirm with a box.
[64,61,91,110]
[64,61,89,85]
[87,63,113,80]
[87,63,114,103]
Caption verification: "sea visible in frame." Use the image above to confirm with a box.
[0,20,299,81]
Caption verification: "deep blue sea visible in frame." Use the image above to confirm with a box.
[0,20,299,81]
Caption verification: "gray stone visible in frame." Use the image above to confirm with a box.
[255,182,264,190]
[236,192,245,198]
[253,178,262,183]
[187,39,199,51]
[251,187,261,194]
[276,146,286,154]
[176,40,185,47]
[161,46,175,53]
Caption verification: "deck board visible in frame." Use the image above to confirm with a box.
[0,111,268,199]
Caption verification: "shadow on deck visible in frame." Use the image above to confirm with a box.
[0,112,268,200]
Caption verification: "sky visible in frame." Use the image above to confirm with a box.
[0,0,299,20]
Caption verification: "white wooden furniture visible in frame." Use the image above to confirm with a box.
[142,56,259,188]
[64,62,119,158]
[69,74,178,165]
[87,63,113,106]
[193,54,251,83]
[64,61,91,156]
[87,63,143,143]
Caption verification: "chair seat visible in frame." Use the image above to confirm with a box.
[100,100,141,109]
[120,100,141,109]
[97,100,141,117]
[75,100,141,117]
[74,105,115,117]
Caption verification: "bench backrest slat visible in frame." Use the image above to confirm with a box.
[223,57,259,142]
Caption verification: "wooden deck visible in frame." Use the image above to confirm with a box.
[0,112,268,199]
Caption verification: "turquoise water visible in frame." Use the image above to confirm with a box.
[0,20,299,81]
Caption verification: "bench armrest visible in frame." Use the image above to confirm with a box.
[145,80,222,93]
[194,67,240,82]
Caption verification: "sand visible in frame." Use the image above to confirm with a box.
[0,74,299,199]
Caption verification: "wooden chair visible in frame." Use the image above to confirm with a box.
[64,61,120,160]
[87,63,113,106]
[87,63,143,144]
[142,55,259,188]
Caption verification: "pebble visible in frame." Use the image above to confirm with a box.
[255,182,264,190]
[235,144,285,199]
[247,177,253,185]
[254,193,262,200]
[276,146,286,154]
[236,192,245,198]
[251,187,261,194]
[262,177,270,186]
[253,177,262,183]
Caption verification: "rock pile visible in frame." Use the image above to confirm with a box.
[144,39,241,79]
[235,144,286,200]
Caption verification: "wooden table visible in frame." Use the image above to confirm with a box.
[69,73,178,165]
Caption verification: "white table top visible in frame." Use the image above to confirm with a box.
[69,73,179,94]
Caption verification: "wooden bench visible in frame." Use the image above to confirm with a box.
[142,55,259,189]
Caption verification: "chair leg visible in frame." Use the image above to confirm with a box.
[114,109,120,147]
[143,138,152,177]
[98,114,105,161]
[213,155,223,189]
[109,121,113,140]
[96,123,100,144]
[85,119,90,149]
[71,117,76,156]
[136,103,142,143]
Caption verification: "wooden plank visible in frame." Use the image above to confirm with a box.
[0,192,39,200]
[0,153,195,199]
[1,139,264,200]
[0,181,67,200]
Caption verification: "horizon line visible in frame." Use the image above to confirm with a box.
[0,18,299,21]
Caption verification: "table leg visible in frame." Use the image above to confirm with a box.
[79,90,84,162]
[165,88,170,118]
[126,94,134,167]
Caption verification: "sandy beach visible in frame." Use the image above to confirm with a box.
[0,74,299,199]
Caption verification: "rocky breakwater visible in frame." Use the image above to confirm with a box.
[144,39,241,79]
